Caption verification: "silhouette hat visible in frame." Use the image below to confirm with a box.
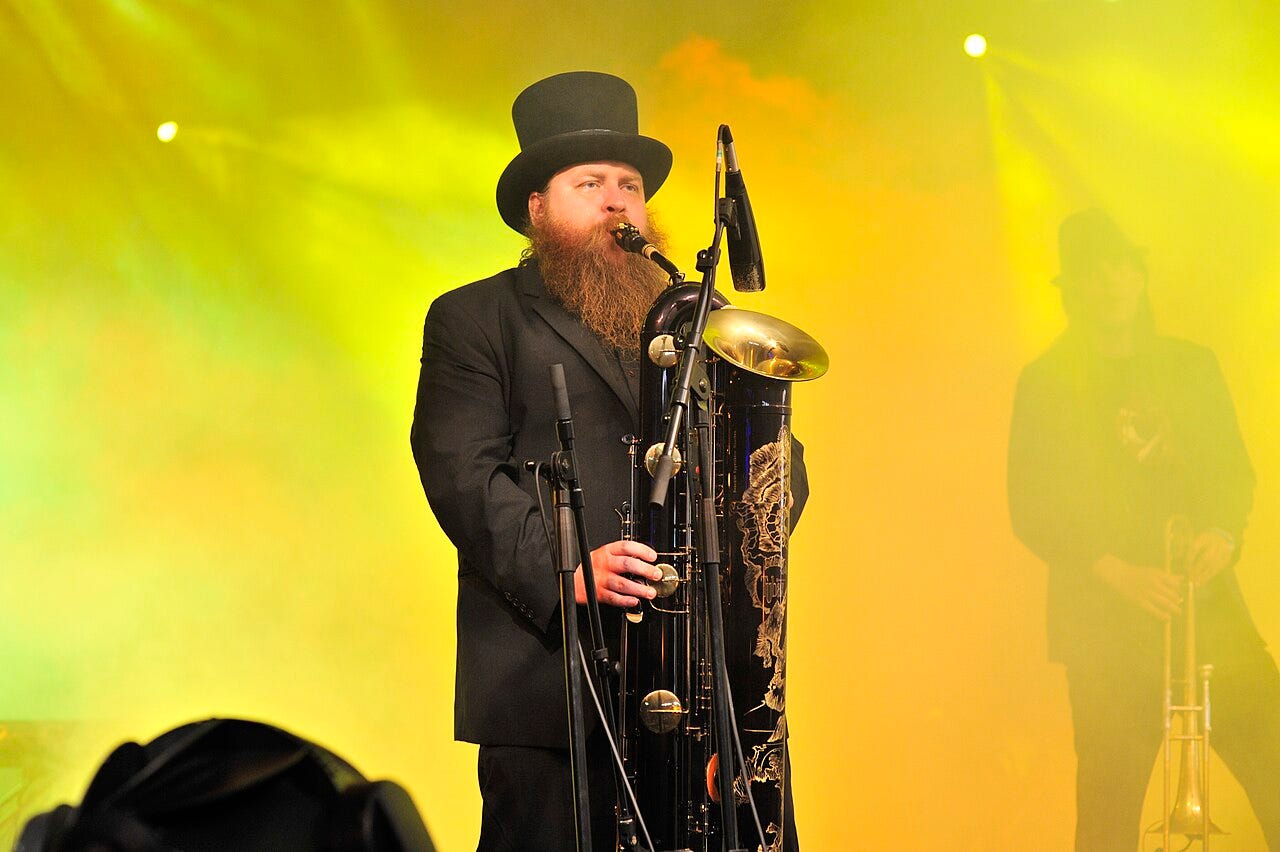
[1054,208,1146,285]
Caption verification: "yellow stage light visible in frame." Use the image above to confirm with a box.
[964,34,987,59]
[156,121,178,142]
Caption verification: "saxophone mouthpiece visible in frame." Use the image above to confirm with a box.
[610,221,647,254]
[610,220,685,282]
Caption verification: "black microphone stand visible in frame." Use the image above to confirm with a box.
[641,196,746,851]
[645,197,731,510]
[543,364,648,852]
[540,448,593,850]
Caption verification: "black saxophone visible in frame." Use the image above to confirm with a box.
[618,282,827,852]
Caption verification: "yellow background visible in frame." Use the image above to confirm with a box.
[2,1,1278,849]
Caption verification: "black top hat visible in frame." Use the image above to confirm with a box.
[1054,207,1146,285]
[496,71,673,233]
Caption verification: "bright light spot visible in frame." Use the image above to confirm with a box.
[964,34,988,58]
[156,121,178,143]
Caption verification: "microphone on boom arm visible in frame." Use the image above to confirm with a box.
[719,124,765,293]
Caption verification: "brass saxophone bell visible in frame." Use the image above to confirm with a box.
[702,307,829,381]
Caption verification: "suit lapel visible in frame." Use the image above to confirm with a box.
[519,263,638,415]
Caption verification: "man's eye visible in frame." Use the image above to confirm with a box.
[623,184,640,193]
[581,181,600,189]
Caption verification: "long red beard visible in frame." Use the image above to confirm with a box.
[526,214,670,355]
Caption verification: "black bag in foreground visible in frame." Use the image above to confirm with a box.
[14,718,436,852]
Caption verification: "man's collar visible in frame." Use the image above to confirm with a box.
[516,258,547,298]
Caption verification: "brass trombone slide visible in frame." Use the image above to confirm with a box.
[1151,515,1224,852]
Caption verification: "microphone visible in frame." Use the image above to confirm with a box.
[720,125,765,292]
[549,363,575,453]
[609,221,683,280]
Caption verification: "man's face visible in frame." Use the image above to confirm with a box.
[527,161,648,249]
[1067,256,1147,329]
[523,160,667,353]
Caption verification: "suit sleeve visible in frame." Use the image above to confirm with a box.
[410,294,561,634]
[1192,349,1255,547]
[790,435,809,529]
[1007,364,1109,572]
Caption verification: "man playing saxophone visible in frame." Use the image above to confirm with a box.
[1008,209,1280,850]
[410,70,809,851]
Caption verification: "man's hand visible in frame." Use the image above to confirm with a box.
[1188,529,1235,587]
[1092,554,1183,620]
[575,540,662,608]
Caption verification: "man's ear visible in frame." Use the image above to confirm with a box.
[527,191,544,225]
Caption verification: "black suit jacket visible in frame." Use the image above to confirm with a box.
[1008,331,1261,665]
[411,261,809,747]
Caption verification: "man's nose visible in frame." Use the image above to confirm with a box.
[602,186,628,213]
